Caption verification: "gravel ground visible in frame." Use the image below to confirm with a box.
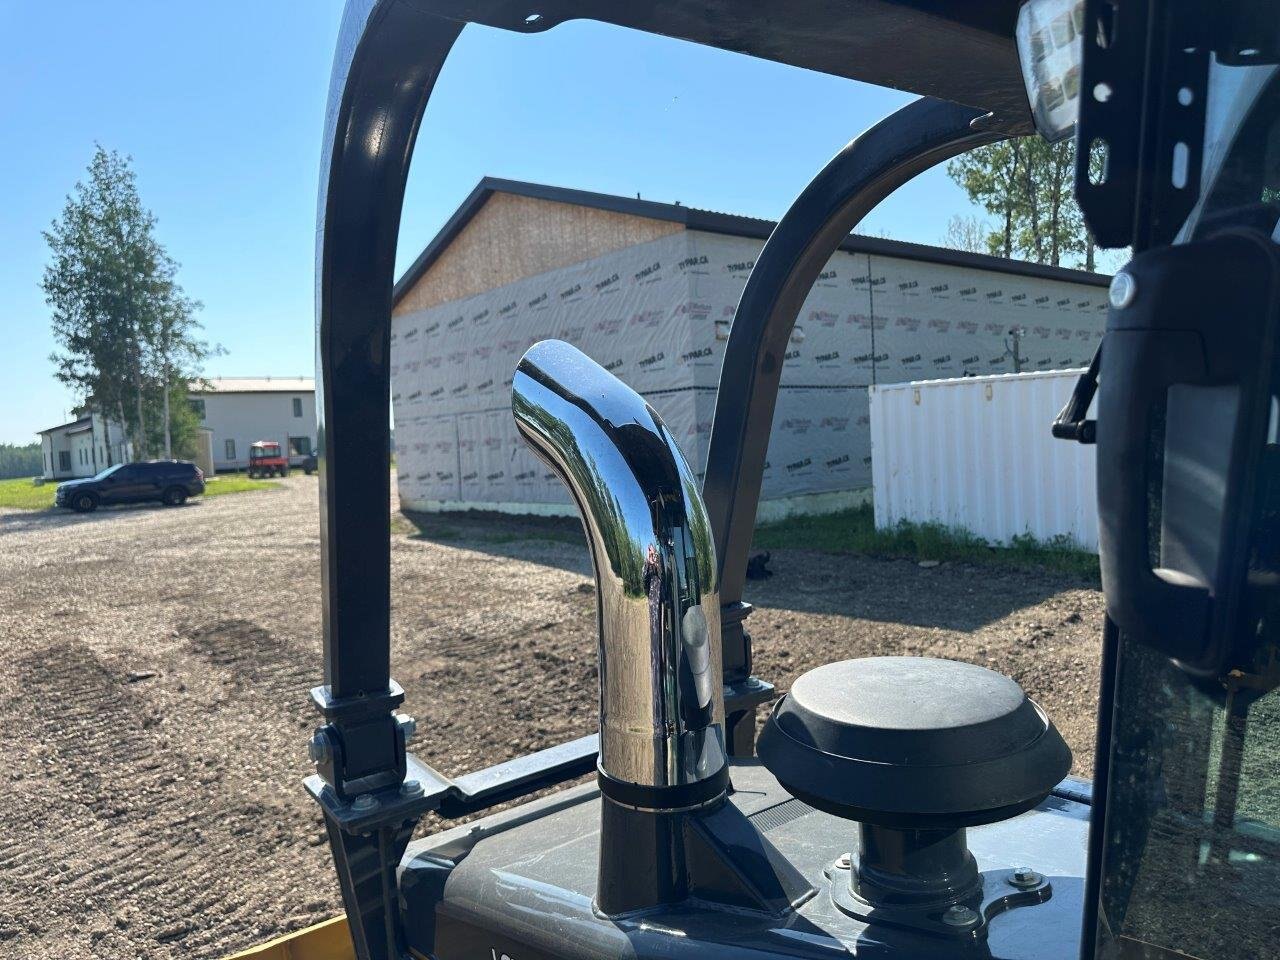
[0,475,1103,959]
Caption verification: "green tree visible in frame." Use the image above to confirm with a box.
[946,137,1097,270]
[41,146,211,460]
[0,443,42,480]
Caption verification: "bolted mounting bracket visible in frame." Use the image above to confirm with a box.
[826,857,1052,940]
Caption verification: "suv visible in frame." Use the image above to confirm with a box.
[55,460,206,512]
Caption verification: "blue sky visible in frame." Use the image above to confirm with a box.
[1,1,993,445]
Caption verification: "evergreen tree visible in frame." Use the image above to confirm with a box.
[0,444,42,480]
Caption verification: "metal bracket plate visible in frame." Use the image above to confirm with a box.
[826,860,1053,941]
[1075,0,1211,250]
[307,733,601,836]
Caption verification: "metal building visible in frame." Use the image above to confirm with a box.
[391,178,1109,517]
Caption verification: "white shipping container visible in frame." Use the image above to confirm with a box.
[869,369,1098,550]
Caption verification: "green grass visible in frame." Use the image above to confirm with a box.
[753,503,1099,580]
[396,509,584,547]
[0,477,55,510]
[394,502,1097,580]
[201,476,278,498]
[0,474,277,511]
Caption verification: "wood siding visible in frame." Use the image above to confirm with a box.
[393,192,683,316]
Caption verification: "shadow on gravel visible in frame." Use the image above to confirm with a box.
[398,508,591,569]
[0,500,202,533]
[396,510,1080,632]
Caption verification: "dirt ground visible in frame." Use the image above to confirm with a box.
[0,475,1103,959]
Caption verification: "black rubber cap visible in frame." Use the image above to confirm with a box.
[757,657,1072,828]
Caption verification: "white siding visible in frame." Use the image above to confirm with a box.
[39,414,131,480]
[870,369,1098,550]
[195,392,317,470]
[69,430,96,477]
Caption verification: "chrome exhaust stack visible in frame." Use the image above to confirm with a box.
[513,341,811,918]
[512,340,727,803]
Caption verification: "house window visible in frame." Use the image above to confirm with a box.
[225,439,236,461]
[292,397,303,418]
[59,451,71,472]
[288,436,312,457]
[190,398,206,419]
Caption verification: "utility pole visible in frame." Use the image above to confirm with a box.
[1005,326,1025,373]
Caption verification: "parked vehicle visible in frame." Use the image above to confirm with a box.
[247,440,289,478]
[301,451,317,475]
[55,460,205,512]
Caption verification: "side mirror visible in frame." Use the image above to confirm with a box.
[1096,229,1280,677]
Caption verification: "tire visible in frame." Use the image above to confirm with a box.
[72,492,97,513]
[247,469,257,479]
[162,486,187,507]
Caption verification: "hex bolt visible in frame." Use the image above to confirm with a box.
[350,794,379,812]
[400,779,423,797]
[307,731,330,765]
[836,853,851,870]
[942,904,979,928]
[1109,270,1136,309]
[1009,866,1042,889]
[396,714,418,741]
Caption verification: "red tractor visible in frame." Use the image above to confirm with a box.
[247,440,289,478]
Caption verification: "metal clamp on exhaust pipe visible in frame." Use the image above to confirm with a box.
[513,340,728,812]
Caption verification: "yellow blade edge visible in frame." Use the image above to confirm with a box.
[220,916,354,960]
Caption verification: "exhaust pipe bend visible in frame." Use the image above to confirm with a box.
[513,341,726,806]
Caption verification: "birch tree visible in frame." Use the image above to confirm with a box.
[42,146,210,459]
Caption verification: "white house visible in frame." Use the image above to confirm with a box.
[188,377,317,472]
[38,413,132,480]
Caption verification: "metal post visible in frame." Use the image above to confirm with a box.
[312,3,461,957]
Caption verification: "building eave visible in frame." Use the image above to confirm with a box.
[37,416,92,435]
[391,177,1111,309]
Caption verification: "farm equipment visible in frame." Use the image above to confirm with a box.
[269,1,1280,959]
[247,440,289,478]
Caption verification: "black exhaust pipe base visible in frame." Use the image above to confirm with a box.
[595,785,815,918]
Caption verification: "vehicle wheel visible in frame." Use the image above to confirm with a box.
[72,492,97,513]
[162,486,188,506]
[247,469,256,479]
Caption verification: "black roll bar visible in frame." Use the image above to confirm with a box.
[704,97,1015,752]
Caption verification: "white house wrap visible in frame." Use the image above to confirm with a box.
[391,179,1109,516]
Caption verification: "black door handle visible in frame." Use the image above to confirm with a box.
[1096,230,1279,676]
